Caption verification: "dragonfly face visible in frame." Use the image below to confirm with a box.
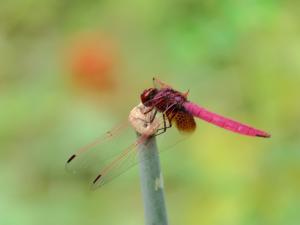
[140,88,158,107]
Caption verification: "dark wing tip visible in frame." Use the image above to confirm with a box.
[67,154,76,163]
[93,174,102,184]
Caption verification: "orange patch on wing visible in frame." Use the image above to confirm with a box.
[167,111,196,133]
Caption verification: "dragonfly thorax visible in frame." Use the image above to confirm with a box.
[141,88,187,112]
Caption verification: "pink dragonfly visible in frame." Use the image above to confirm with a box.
[141,78,271,137]
[66,78,270,188]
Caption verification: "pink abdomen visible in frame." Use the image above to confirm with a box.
[183,102,270,138]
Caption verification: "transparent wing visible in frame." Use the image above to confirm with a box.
[66,107,190,190]
[152,77,189,97]
[65,107,163,188]
[90,109,165,188]
[65,120,130,174]
[90,135,148,189]
[90,114,191,189]
[153,77,173,89]
[66,100,165,171]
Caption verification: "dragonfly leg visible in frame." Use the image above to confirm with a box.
[154,114,168,136]
[142,106,154,115]
[150,109,158,123]
[138,106,157,123]
[154,106,177,136]
[142,95,166,117]
[142,96,165,115]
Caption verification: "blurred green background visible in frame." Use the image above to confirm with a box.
[1,1,299,225]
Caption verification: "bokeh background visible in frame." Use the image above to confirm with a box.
[1,1,299,225]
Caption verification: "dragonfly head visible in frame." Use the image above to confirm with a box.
[141,88,158,106]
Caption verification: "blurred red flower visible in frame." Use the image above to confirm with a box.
[66,33,117,92]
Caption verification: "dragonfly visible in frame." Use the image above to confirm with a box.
[141,78,271,137]
[66,78,270,189]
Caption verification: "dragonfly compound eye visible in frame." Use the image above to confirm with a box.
[140,88,158,106]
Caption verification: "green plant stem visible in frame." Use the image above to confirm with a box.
[137,134,168,225]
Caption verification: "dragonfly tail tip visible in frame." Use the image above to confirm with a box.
[256,133,271,138]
